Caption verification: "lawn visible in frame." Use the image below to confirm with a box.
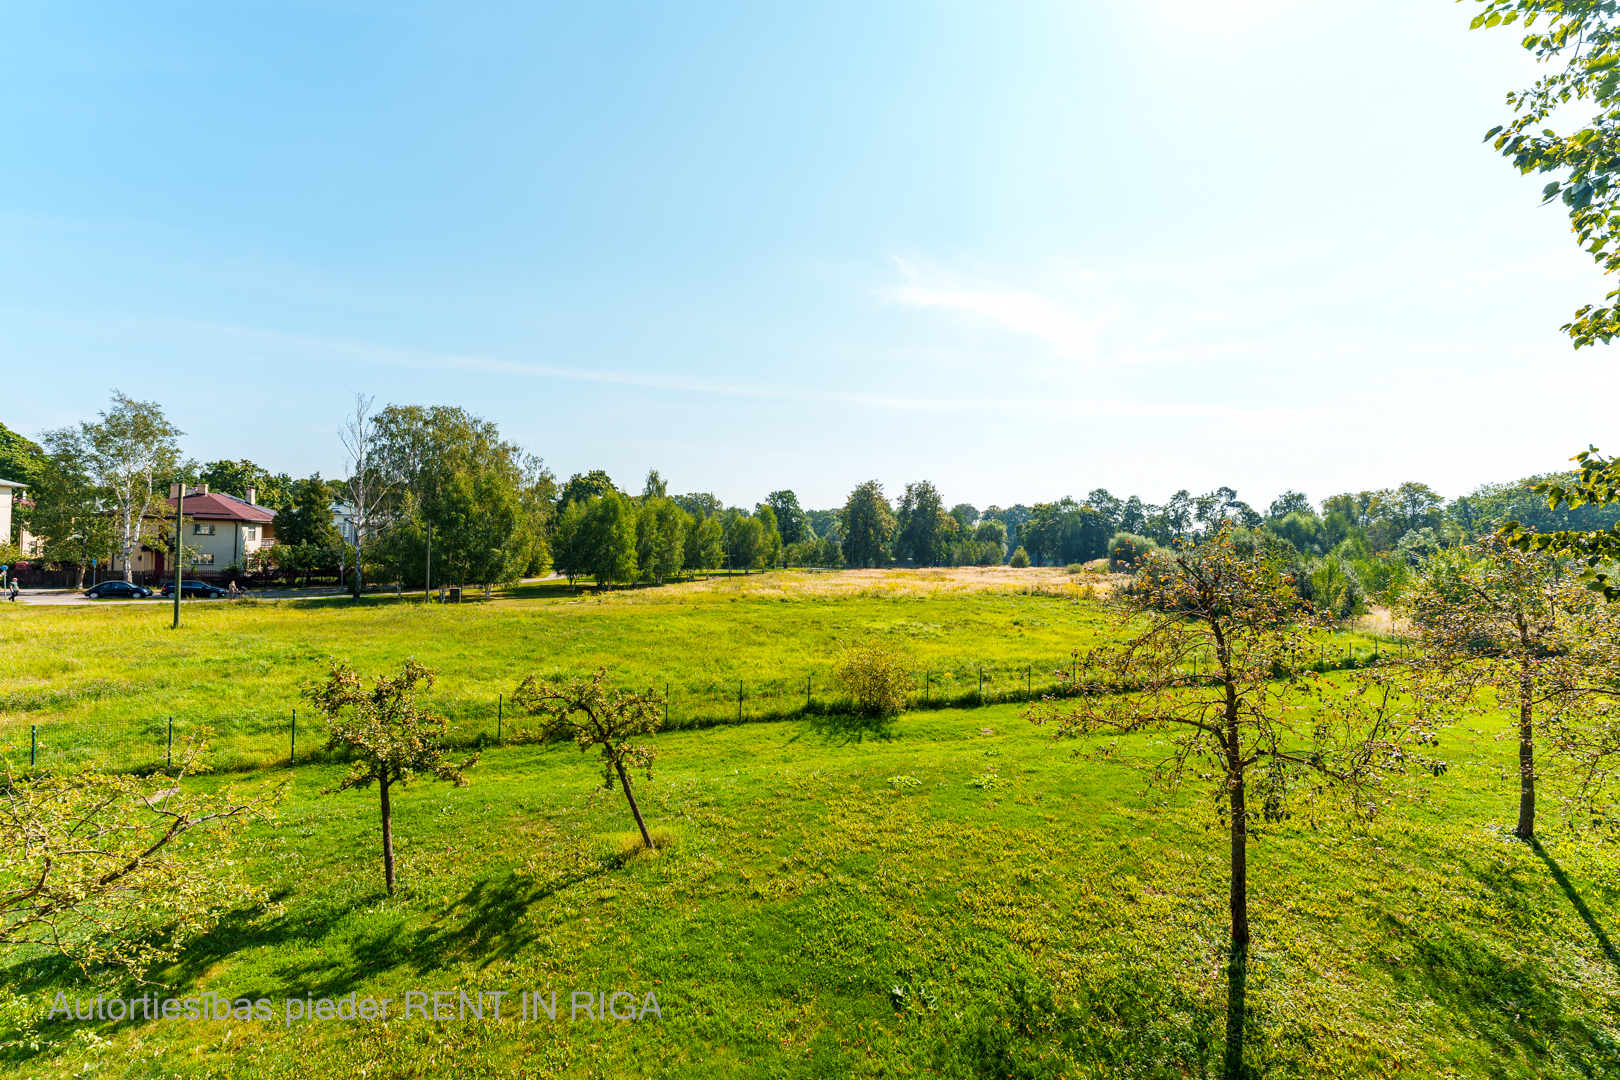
[2,571,1608,1079]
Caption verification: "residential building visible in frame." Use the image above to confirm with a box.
[0,478,24,551]
[111,484,277,579]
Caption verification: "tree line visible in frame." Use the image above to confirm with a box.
[4,395,1616,596]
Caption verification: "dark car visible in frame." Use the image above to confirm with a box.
[84,581,155,599]
[159,580,228,599]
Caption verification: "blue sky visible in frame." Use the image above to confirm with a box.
[0,0,1608,512]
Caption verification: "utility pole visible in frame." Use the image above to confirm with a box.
[172,485,184,629]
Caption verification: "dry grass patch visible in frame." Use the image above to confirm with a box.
[598,565,1123,604]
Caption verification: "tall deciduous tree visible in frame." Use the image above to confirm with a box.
[583,491,638,588]
[337,394,393,598]
[27,432,117,587]
[369,405,535,594]
[552,499,589,591]
[1027,532,1437,1078]
[636,497,689,584]
[50,394,182,584]
[683,512,725,575]
[197,460,293,509]
[766,490,810,546]
[894,480,946,566]
[308,659,476,895]
[754,504,782,569]
[512,669,663,850]
[273,473,342,549]
[839,480,895,568]
[726,511,763,572]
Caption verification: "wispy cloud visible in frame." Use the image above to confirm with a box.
[156,314,1324,423]
[881,256,1105,357]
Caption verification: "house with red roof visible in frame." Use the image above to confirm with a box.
[112,484,277,579]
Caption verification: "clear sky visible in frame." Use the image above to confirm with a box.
[0,0,1609,512]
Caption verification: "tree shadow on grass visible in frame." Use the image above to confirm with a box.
[0,851,632,1068]
[1392,846,1620,1072]
[404,854,622,972]
[1528,837,1620,972]
[805,709,899,744]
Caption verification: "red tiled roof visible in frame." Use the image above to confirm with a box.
[164,492,276,523]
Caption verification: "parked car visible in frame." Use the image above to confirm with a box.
[84,581,155,599]
[159,580,228,599]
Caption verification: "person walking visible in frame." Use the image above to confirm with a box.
[7,580,18,601]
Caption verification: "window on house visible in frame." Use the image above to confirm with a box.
[244,526,257,540]
[193,523,216,535]
[192,553,215,565]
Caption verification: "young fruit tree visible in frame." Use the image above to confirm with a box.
[1402,537,1620,839]
[307,659,476,895]
[1027,533,1439,1080]
[0,738,277,973]
[512,669,663,850]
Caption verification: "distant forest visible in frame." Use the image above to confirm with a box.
[3,405,1614,604]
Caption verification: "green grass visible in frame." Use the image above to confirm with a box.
[2,578,1611,1078]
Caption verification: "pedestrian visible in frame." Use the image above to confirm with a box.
[7,580,17,602]
[226,579,238,600]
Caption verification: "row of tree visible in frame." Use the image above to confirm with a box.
[8,396,1617,596]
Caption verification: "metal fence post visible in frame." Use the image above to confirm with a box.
[498,693,503,743]
[291,708,296,765]
[30,724,36,767]
[167,717,173,769]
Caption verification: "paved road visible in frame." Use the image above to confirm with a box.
[8,587,353,606]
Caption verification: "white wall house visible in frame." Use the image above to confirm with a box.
[110,484,277,577]
[0,478,24,552]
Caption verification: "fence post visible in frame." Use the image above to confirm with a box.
[291,709,296,765]
[738,680,743,723]
[665,682,670,727]
[498,693,503,743]
[30,724,36,767]
[167,717,173,769]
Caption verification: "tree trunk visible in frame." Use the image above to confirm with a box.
[615,759,655,851]
[1516,656,1535,839]
[380,776,396,895]
[1225,708,1249,1079]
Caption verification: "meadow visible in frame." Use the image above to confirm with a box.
[1,570,1614,1078]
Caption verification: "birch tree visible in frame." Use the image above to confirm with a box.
[337,394,392,599]
[48,394,181,584]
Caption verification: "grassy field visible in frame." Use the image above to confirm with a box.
[3,570,1610,1078]
[0,568,1399,773]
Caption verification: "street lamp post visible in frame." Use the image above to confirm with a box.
[172,486,184,629]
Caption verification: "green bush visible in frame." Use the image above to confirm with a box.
[1108,532,1156,572]
[833,639,915,717]
[1065,563,1085,574]
[1008,546,1030,568]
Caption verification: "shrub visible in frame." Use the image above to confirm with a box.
[1109,532,1156,572]
[833,639,915,717]
[1065,563,1085,574]
[1009,546,1030,568]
